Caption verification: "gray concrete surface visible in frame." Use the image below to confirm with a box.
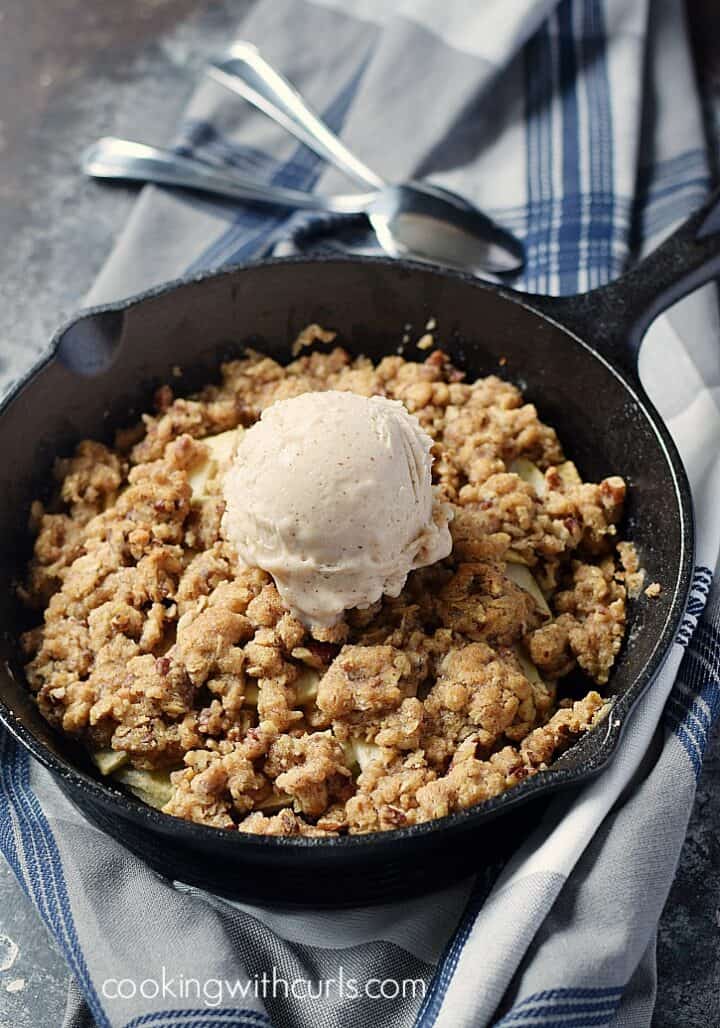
[0,2,718,1026]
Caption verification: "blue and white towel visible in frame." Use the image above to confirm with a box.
[2,1,720,1026]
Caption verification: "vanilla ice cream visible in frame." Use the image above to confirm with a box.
[221,390,452,628]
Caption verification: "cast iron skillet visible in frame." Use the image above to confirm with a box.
[1,192,720,907]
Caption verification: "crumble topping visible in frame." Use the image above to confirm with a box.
[20,341,634,835]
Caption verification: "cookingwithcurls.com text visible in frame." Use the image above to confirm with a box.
[101,965,427,1007]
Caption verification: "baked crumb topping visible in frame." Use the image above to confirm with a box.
[20,340,636,836]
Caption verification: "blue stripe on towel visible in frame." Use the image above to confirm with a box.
[580,0,616,287]
[493,985,623,1027]
[499,1016,617,1028]
[177,123,278,181]
[665,618,720,779]
[0,734,110,1027]
[523,15,555,293]
[521,0,619,296]
[0,734,32,918]
[413,871,496,1027]
[675,565,713,648]
[557,0,582,294]
[124,1007,272,1028]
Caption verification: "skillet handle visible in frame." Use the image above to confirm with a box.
[511,186,720,381]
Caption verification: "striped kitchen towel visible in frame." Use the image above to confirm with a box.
[3,1,720,1027]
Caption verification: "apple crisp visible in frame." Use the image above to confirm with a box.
[19,338,634,836]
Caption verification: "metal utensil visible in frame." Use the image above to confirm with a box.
[82,137,375,214]
[207,45,525,275]
[83,140,523,276]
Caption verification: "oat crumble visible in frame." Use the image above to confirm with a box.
[20,339,634,836]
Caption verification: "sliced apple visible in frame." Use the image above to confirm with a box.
[342,738,381,773]
[514,646,546,688]
[509,457,546,498]
[505,562,551,618]
[505,549,530,566]
[188,428,243,501]
[112,766,174,810]
[295,668,321,705]
[91,748,130,775]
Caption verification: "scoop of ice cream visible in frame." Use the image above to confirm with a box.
[221,390,452,628]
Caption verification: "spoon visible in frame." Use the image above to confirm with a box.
[82,136,378,214]
[206,44,524,275]
[83,138,522,277]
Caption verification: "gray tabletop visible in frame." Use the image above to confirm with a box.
[0,2,718,1026]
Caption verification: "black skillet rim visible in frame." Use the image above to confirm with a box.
[0,253,695,852]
